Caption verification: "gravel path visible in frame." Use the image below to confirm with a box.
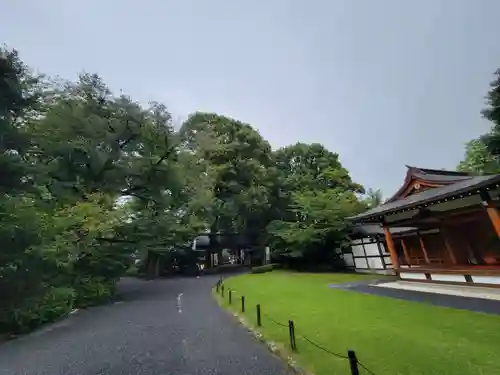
[0,276,289,375]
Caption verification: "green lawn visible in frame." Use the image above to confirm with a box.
[215,271,500,375]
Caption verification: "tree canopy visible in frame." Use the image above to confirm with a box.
[457,138,499,174]
[0,47,374,334]
[266,143,366,266]
[179,112,275,254]
[458,68,500,175]
[6,47,500,335]
[481,69,500,158]
[0,48,212,332]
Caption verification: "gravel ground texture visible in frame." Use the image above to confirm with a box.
[0,276,289,375]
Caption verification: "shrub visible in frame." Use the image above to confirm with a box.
[251,264,277,274]
[125,265,139,277]
[0,287,75,334]
[74,278,116,308]
[38,287,76,323]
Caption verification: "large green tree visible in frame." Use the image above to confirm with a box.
[457,138,499,174]
[457,68,500,175]
[268,143,365,267]
[0,48,55,332]
[0,48,210,331]
[0,48,41,193]
[28,75,179,202]
[481,69,500,158]
[0,44,378,332]
[30,74,214,279]
[179,112,275,263]
[364,188,383,208]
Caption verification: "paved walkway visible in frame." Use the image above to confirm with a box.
[330,280,500,315]
[377,281,500,300]
[0,276,289,375]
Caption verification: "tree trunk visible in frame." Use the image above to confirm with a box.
[145,251,160,279]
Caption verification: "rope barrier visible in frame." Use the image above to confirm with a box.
[217,283,377,375]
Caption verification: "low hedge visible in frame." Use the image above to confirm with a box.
[1,277,120,335]
[1,286,75,334]
[250,263,277,274]
[125,265,140,277]
[74,278,116,308]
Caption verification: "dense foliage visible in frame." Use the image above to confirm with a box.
[0,48,374,334]
[179,112,275,265]
[457,138,499,174]
[0,49,209,333]
[250,264,277,274]
[458,68,500,174]
[267,143,366,267]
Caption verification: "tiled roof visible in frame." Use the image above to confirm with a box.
[410,167,470,177]
[410,167,473,184]
[385,166,476,203]
[349,174,500,222]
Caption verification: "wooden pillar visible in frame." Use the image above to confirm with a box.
[463,239,479,265]
[400,238,411,266]
[383,225,400,269]
[480,190,500,239]
[441,227,457,265]
[486,206,500,237]
[417,233,430,264]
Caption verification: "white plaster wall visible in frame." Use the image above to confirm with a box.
[366,257,384,269]
[354,257,368,269]
[379,242,389,254]
[364,243,380,256]
[352,245,365,257]
[471,275,500,285]
[343,253,354,267]
[431,274,466,283]
[211,253,219,266]
[400,272,427,280]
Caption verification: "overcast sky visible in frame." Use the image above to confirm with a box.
[1,0,499,196]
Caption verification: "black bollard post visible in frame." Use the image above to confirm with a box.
[347,350,359,375]
[216,282,220,293]
[229,290,232,304]
[241,296,245,312]
[288,320,297,351]
[221,285,224,297]
[256,304,261,326]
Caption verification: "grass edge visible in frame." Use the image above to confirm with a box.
[213,287,314,375]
